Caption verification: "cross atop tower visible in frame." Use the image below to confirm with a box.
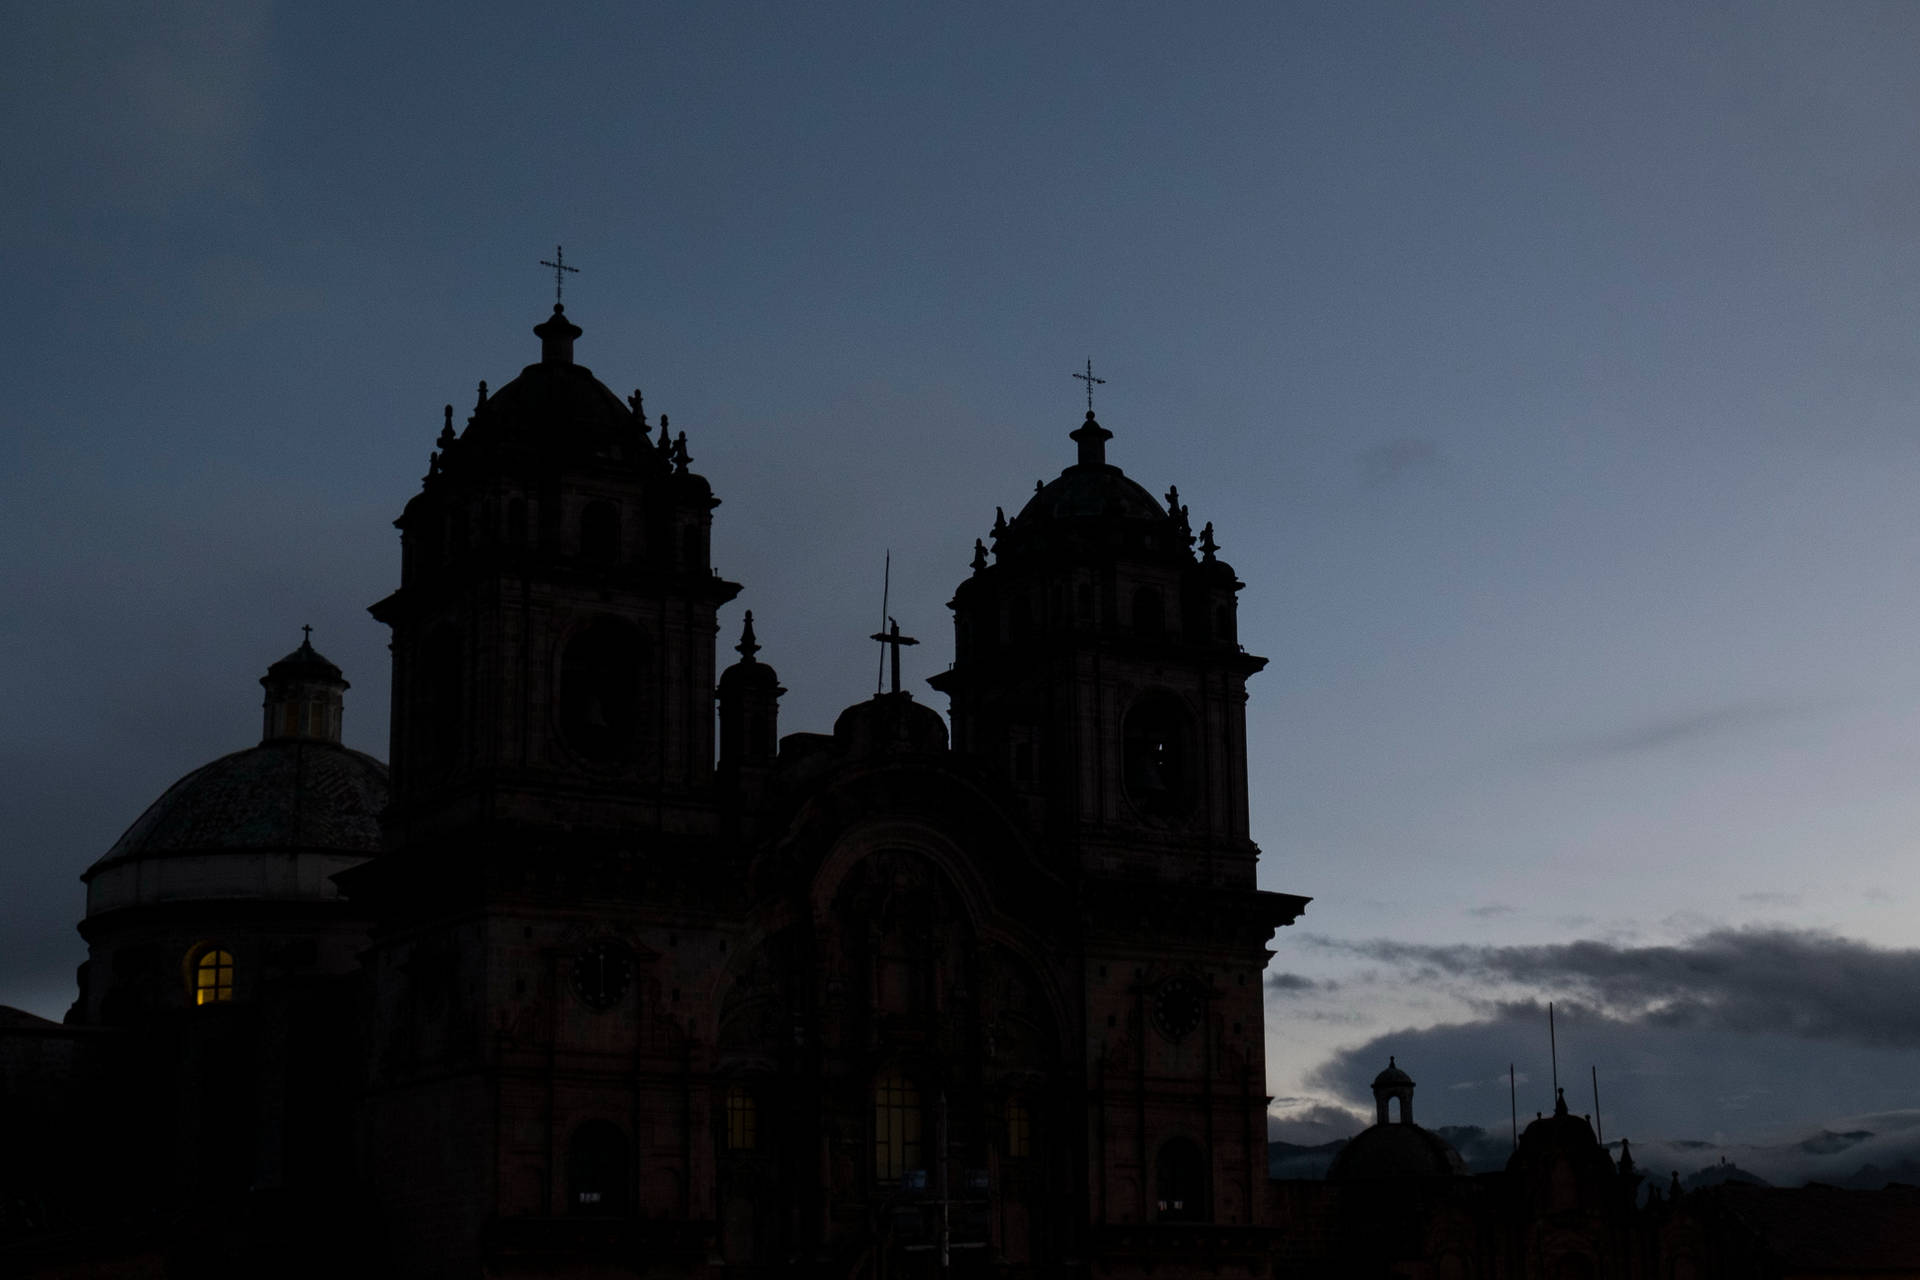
[539,244,579,304]
[869,617,920,696]
[301,624,313,645]
[1072,359,1105,414]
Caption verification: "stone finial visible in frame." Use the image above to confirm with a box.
[439,405,456,449]
[628,388,646,425]
[476,380,488,406]
[1199,522,1218,562]
[657,415,671,451]
[971,539,989,573]
[672,432,691,472]
[991,507,1007,539]
[736,610,761,661]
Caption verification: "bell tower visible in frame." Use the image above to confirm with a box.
[931,407,1267,881]
[932,401,1307,1246]
[369,303,740,846]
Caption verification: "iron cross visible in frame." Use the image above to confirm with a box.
[540,245,579,303]
[869,617,919,696]
[1073,359,1105,413]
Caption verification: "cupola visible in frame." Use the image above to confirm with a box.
[260,628,348,743]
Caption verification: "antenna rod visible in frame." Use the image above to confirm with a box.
[1592,1065,1603,1145]
[1510,1062,1518,1151]
[875,550,890,695]
[1549,1001,1559,1100]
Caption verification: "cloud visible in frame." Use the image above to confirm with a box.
[1304,1006,1920,1173]
[1266,971,1337,995]
[1268,1101,1368,1146]
[1466,903,1515,919]
[1323,928,1920,1050]
[1553,701,1795,760]
[1357,437,1440,484]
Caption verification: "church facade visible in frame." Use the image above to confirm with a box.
[5,303,1307,1278]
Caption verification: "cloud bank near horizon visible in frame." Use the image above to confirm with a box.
[1269,928,1920,1165]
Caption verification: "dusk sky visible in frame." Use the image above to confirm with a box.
[7,2,1920,1182]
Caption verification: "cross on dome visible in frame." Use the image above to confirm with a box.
[1072,358,1105,414]
[539,244,579,304]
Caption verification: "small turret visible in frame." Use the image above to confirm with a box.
[718,612,784,774]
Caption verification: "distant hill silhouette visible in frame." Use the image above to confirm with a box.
[1684,1158,1769,1190]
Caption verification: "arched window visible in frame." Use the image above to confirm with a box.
[1155,1137,1208,1222]
[873,1070,922,1182]
[725,1085,758,1151]
[558,617,643,763]
[1006,1097,1031,1159]
[581,501,620,563]
[567,1120,629,1216]
[1123,691,1194,819]
[194,948,234,1005]
[1132,585,1164,636]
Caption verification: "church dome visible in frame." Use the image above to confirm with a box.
[446,305,657,466]
[82,638,388,917]
[95,740,387,866]
[1327,1120,1469,1182]
[832,692,949,757]
[1327,1056,1467,1182]
[994,412,1173,552]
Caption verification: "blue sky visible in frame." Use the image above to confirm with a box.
[6,1,1920,1180]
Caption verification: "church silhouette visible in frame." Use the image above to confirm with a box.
[5,301,1305,1277]
[6,303,1910,1278]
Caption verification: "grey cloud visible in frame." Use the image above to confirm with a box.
[1554,701,1795,761]
[1304,1007,1920,1180]
[1268,1101,1369,1146]
[1466,903,1515,919]
[1326,928,1920,1050]
[1358,437,1440,485]
[1266,971,1337,995]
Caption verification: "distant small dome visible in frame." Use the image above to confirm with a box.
[1327,1121,1468,1182]
[1373,1057,1414,1089]
[832,692,949,757]
[1507,1091,1617,1188]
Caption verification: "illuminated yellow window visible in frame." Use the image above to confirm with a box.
[725,1086,757,1151]
[873,1071,922,1182]
[195,949,234,1005]
[1006,1097,1031,1159]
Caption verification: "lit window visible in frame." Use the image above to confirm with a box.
[1006,1097,1031,1159]
[873,1071,922,1182]
[195,949,234,1005]
[726,1086,758,1151]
